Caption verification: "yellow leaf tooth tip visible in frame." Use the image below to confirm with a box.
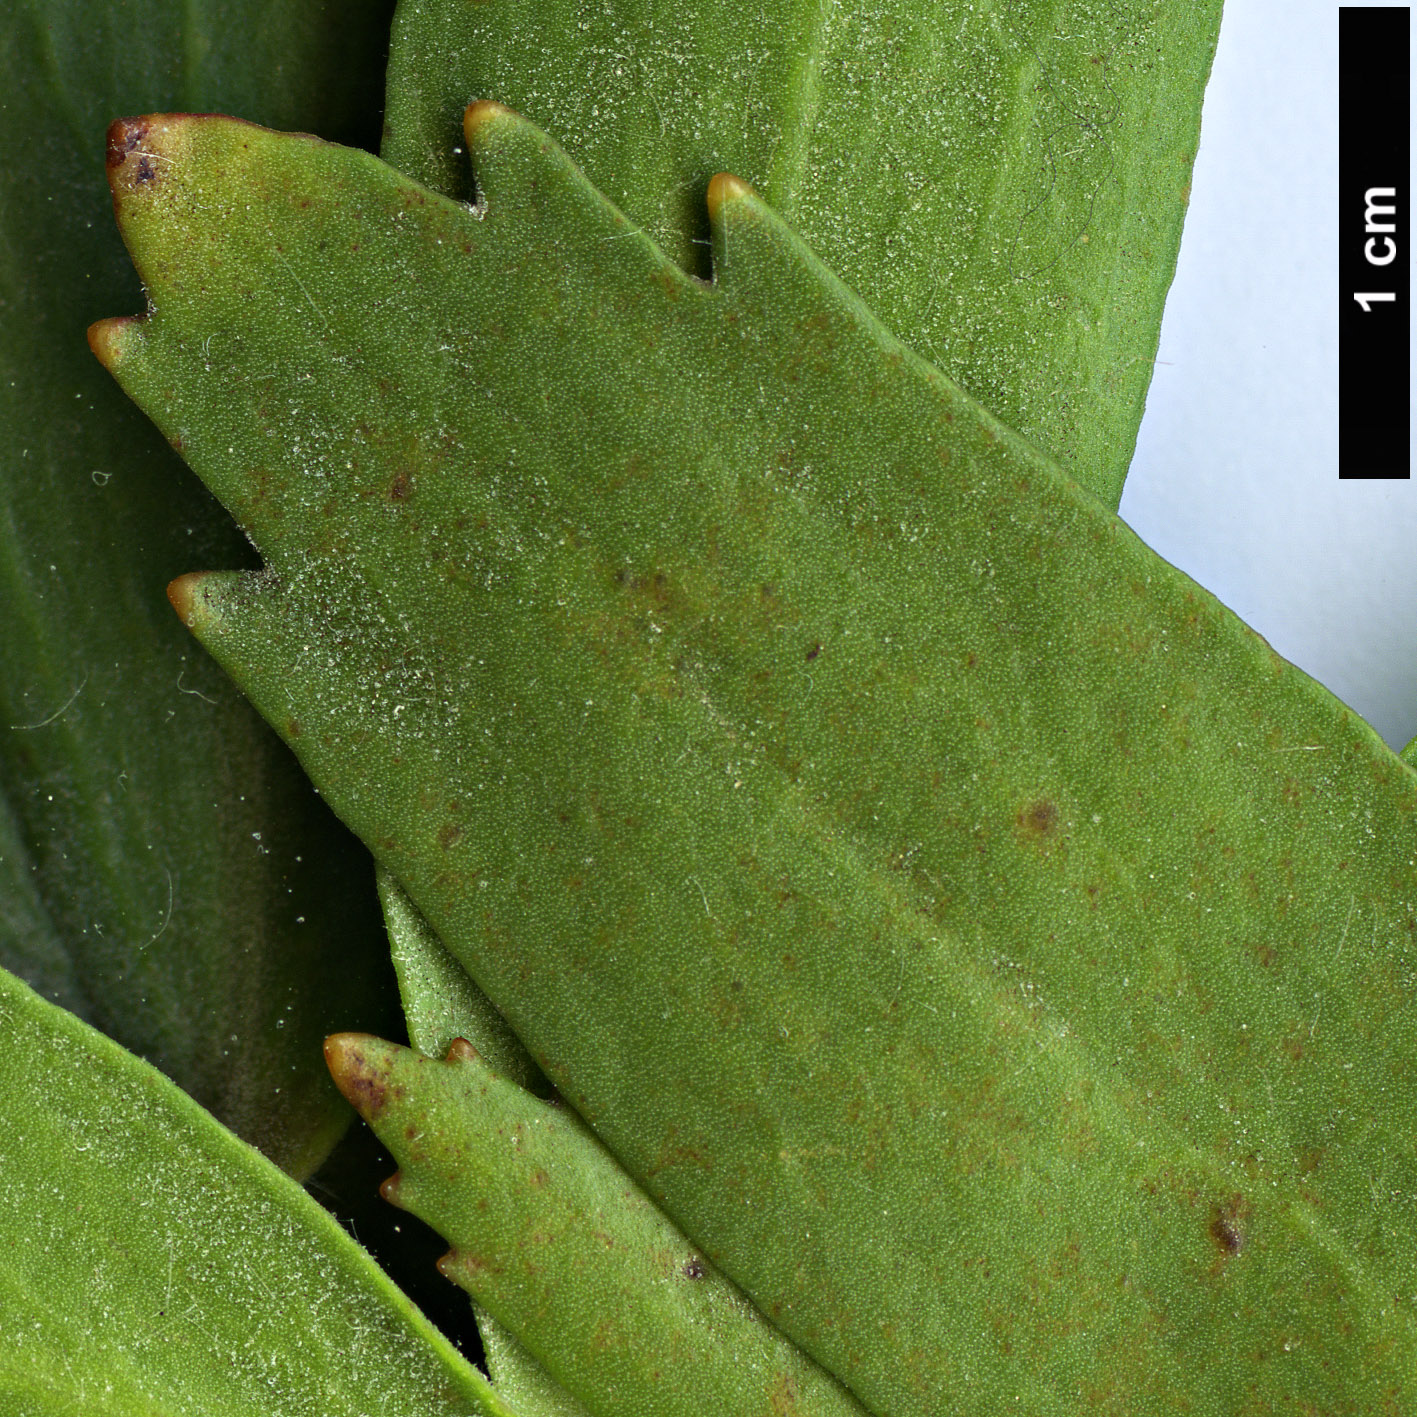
[707,172,755,220]
[87,316,138,371]
[166,573,207,627]
[435,1249,475,1283]
[463,100,517,144]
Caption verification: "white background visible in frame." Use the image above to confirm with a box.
[1121,0,1416,748]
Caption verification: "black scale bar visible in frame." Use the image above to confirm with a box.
[1339,6,1410,477]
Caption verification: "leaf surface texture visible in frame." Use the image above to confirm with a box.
[383,0,1224,506]
[96,109,1417,1414]
[0,962,510,1416]
[0,0,399,1177]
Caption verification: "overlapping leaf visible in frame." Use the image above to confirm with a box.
[0,0,398,1177]
[377,868,582,1413]
[378,9,1225,1393]
[383,0,1223,508]
[379,866,542,1088]
[94,108,1417,1412]
[376,868,868,1416]
[328,1032,870,1417]
[0,961,507,1416]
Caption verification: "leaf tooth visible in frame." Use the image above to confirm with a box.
[165,568,272,637]
[446,1036,481,1065]
[323,1031,399,1123]
[706,169,799,293]
[102,114,208,281]
[706,171,757,218]
[379,1170,406,1207]
[457,100,677,294]
[165,571,208,629]
[85,315,144,372]
[462,100,516,142]
[459,99,549,214]
[704,169,874,341]
[437,1248,503,1283]
[105,114,173,201]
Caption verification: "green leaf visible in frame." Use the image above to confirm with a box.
[328,1033,870,1417]
[382,855,844,1411]
[378,870,587,1413]
[382,0,1223,507]
[0,962,512,1416]
[0,0,398,1176]
[475,1319,594,1417]
[96,109,1417,1412]
[380,865,543,1089]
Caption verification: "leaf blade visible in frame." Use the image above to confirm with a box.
[0,963,513,1417]
[328,1033,872,1417]
[382,0,1224,506]
[100,110,1417,1413]
[0,0,400,1177]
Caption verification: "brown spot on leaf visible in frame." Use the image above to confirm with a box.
[1210,1213,1242,1255]
[323,1032,392,1120]
[1208,1195,1248,1262]
[106,117,149,170]
[682,1257,705,1279]
[1017,798,1058,837]
[390,469,412,502]
[806,642,822,661]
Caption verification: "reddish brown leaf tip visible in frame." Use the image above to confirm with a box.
[87,316,137,371]
[463,100,516,143]
[166,573,205,627]
[105,115,173,197]
[707,172,755,221]
[324,1032,392,1121]
[379,1171,404,1205]
[445,1037,480,1065]
[106,117,151,171]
